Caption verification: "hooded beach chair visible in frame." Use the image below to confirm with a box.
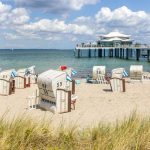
[142,72,150,82]
[37,69,77,113]
[130,65,143,81]
[112,68,129,78]
[15,68,30,89]
[27,66,37,84]
[92,66,109,84]
[109,77,126,92]
[0,69,16,95]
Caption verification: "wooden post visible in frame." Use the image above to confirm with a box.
[68,91,71,112]
[12,80,15,93]
[122,79,125,92]
[24,78,26,88]
[72,79,75,94]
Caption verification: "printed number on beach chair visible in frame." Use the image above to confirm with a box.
[96,74,109,84]
[110,77,125,92]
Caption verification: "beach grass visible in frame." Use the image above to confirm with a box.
[0,112,150,150]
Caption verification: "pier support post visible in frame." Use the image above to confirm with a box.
[115,48,117,57]
[98,49,102,57]
[94,49,96,57]
[88,49,91,58]
[148,50,150,61]
[120,48,122,58]
[117,49,119,58]
[123,49,125,59]
[104,49,105,57]
[77,49,80,58]
[126,48,129,59]
[136,49,140,61]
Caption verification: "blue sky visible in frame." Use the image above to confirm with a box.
[0,0,150,49]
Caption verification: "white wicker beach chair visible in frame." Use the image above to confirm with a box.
[28,66,37,84]
[0,69,15,95]
[110,77,125,92]
[112,68,125,78]
[142,72,150,82]
[130,65,143,81]
[37,70,77,113]
[96,74,109,84]
[15,68,30,89]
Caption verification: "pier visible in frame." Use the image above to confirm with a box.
[75,45,150,61]
[74,32,150,62]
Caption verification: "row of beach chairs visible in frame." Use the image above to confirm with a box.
[87,65,150,92]
[0,66,37,96]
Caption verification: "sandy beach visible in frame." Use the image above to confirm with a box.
[0,79,150,128]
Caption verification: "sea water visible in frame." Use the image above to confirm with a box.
[0,49,150,77]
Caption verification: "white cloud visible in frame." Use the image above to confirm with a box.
[0,2,29,26]
[19,19,94,35]
[15,0,99,13]
[10,8,30,25]
[95,6,149,27]
[3,33,20,40]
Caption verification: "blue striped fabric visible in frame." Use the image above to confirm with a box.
[72,70,77,75]
[123,70,128,77]
[66,75,72,81]
[11,70,17,77]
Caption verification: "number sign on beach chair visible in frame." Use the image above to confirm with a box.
[110,77,125,92]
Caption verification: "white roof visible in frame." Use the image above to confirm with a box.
[0,69,15,75]
[101,37,132,42]
[91,42,97,45]
[38,70,66,81]
[102,32,131,38]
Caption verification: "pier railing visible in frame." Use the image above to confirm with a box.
[76,44,150,49]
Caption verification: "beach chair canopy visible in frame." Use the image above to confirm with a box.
[130,65,143,80]
[28,66,36,75]
[17,68,28,77]
[0,69,16,81]
[112,68,125,78]
[37,69,67,103]
[93,66,106,80]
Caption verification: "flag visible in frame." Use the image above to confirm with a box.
[72,70,77,75]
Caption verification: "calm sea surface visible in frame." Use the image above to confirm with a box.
[0,49,150,77]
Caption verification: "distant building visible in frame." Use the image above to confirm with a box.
[98,32,133,47]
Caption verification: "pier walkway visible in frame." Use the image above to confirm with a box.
[75,44,150,61]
